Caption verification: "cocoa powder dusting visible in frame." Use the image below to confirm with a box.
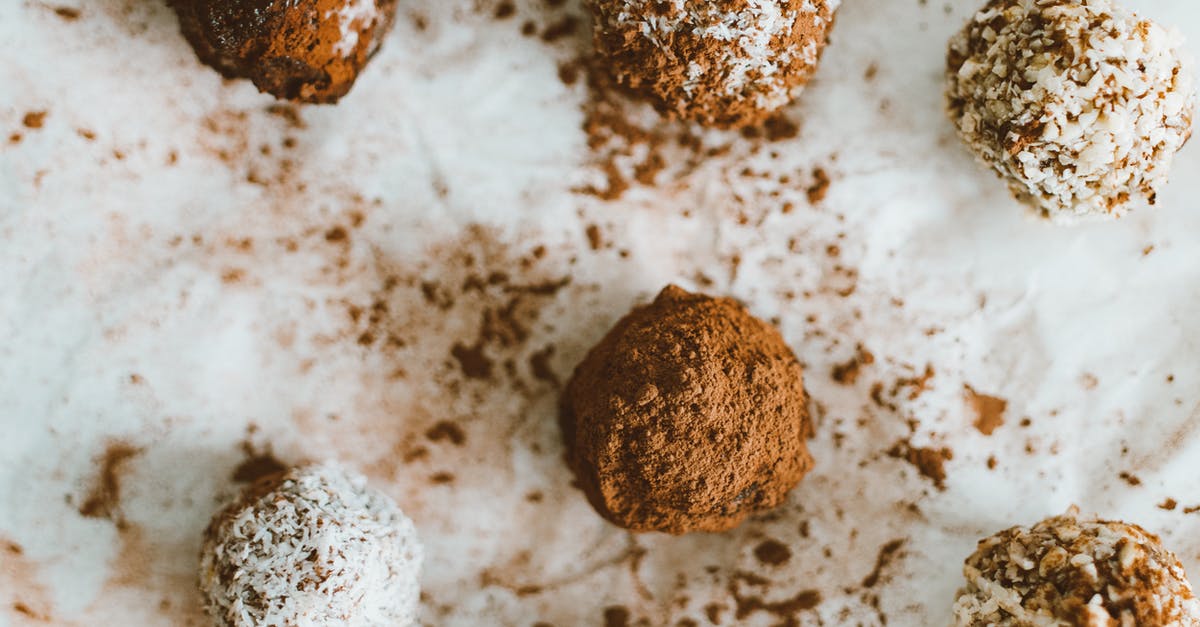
[965,385,1007,436]
[232,441,287,484]
[831,344,874,385]
[78,442,143,527]
[861,539,905,588]
[561,285,813,534]
[888,440,953,491]
[753,539,793,566]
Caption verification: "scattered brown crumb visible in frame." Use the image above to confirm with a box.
[585,224,603,250]
[494,1,515,19]
[762,114,799,141]
[78,442,143,527]
[831,344,874,385]
[861,539,905,588]
[541,16,578,42]
[604,606,631,627]
[986,455,998,470]
[22,111,47,129]
[52,6,80,20]
[753,539,792,566]
[1118,472,1142,487]
[888,440,953,490]
[806,168,831,204]
[1158,498,1178,511]
[425,421,466,446]
[232,441,286,484]
[965,385,1007,436]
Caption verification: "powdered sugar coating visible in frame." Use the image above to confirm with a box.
[592,0,838,128]
[946,0,1196,223]
[954,511,1200,626]
[199,463,423,627]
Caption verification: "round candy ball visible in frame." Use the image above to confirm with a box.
[946,0,1196,222]
[954,511,1200,626]
[589,0,838,129]
[171,0,397,103]
[560,285,814,534]
[199,462,422,627]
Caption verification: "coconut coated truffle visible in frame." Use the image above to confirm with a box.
[946,0,1195,222]
[954,511,1200,626]
[590,0,839,129]
[560,285,814,535]
[171,0,397,103]
[199,462,422,627]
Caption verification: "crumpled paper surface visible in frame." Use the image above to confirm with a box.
[1,0,1199,625]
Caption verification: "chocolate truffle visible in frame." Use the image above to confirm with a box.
[171,0,397,103]
[560,285,814,535]
[199,462,422,627]
[954,510,1200,626]
[590,0,839,129]
[946,0,1196,222]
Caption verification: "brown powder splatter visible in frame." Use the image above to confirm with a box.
[232,441,287,484]
[753,539,792,566]
[22,111,47,129]
[585,224,604,250]
[891,364,936,401]
[861,539,905,588]
[425,421,467,446]
[52,6,81,20]
[965,385,1007,435]
[806,168,831,204]
[451,341,494,379]
[888,440,953,490]
[1159,498,1178,511]
[1118,472,1142,487]
[494,1,516,19]
[541,15,579,42]
[730,572,821,624]
[78,442,143,527]
[529,344,560,387]
[830,344,874,385]
[762,114,799,141]
[604,606,631,627]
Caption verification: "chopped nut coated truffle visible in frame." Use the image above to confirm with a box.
[954,510,1200,626]
[946,0,1196,222]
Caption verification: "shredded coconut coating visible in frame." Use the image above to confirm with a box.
[946,0,1196,223]
[591,0,839,128]
[199,462,423,627]
[954,511,1200,626]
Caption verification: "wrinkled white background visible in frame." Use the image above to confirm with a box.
[1,0,1199,625]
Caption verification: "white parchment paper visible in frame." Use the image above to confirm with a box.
[2,0,1199,625]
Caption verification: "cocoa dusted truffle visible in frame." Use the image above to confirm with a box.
[954,510,1200,626]
[589,0,839,129]
[560,285,814,534]
[171,0,397,104]
[946,0,1196,222]
[199,462,423,626]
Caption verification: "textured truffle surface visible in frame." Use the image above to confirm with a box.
[171,0,397,103]
[560,285,814,535]
[946,0,1196,222]
[589,0,838,128]
[199,462,422,627]
[954,511,1200,626]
